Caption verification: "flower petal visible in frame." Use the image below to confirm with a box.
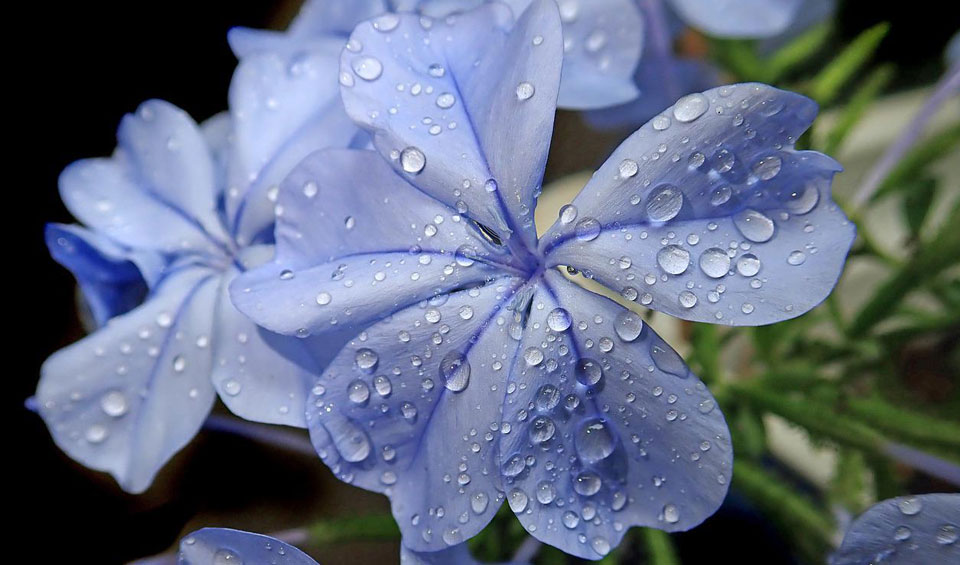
[668,0,802,38]
[401,542,525,564]
[179,528,317,565]
[830,494,960,565]
[37,267,220,493]
[504,0,643,109]
[46,223,162,326]
[543,83,855,326]
[499,270,731,559]
[116,100,230,244]
[307,276,527,551]
[231,149,511,338]
[225,42,363,245]
[212,257,331,428]
[338,0,563,250]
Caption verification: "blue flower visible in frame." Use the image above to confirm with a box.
[830,494,959,564]
[37,4,360,492]
[176,527,517,564]
[232,1,854,558]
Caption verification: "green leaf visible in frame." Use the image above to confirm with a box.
[822,64,895,154]
[830,449,869,513]
[809,22,890,105]
[641,529,680,565]
[844,396,960,451]
[690,323,721,384]
[306,514,400,545]
[710,38,765,81]
[901,176,937,239]
[766,22,833,82]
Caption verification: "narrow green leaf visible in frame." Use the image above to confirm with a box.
[844,396,960,451]
[306,514,400,545]
[822,64,895,154]
[641,529,679,565]
[809,22,890,105]
[767,22,833,82]
[901,176,937,239]
[873,121,960,201]
[690,323,721,384]
[830,449,869,513]
[711,38,765,81]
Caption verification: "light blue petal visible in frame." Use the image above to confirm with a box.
[179,528,317,565]
[226,43,361,245]
[231,149,512,338]
[201,112,234,202]
[830,494,960,565]
[117,100,230,244]
[59,104,229,256]
[504,0,643,109]
[543,83,855,326]
[668,0,803,38]
[401,542,526,564]
[212,248,330,428]
[307,276,527,552]
[499,270,731,558]
[338,0,563,251]
[36,267,220,493]
[46,223,162,326]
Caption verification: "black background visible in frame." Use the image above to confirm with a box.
[14,1,956,563]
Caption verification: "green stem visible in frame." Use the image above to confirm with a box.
[641,529,680,565]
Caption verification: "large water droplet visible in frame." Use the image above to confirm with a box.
[651,344,687,376]
[699,248,731,278]
[575,358,603,387]
[736,254,761,276]
[547,307,572,332]
[334,421,371,462]
[355,348,379,373]
[657,245,690,275]
[524,347,544,366]
[614,310,643,342]
[516,82,535,101]
[535,384,561,411]
[400,147,426,174]
[672,93,708,122]
[752,155,782,180]
[348,380,370,404]
[508,488,529,512]
[734,209,775,242]
[647,185,683,222]
[574,472,602,496]
[352,56,383,81]
[559,204,578,225]
[663,503,680,523]
[898,497,923,516]
[529,416,556,444]
[575,218,601,241]
[575,419,616,463]
[100,391,128,417]
[439,351,470,392]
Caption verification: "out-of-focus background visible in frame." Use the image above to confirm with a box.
[16,1,958,563]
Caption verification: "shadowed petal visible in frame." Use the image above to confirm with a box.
[668,0,802,38]
[401,542,528,564]
[504,0,643,109]
[201,112,234,198]
[830,494,959,565]
[225,40,362,246]
[307,277,528,552]
[212,251,333,428]
[231,149,511,338]
[179,528,317,565]
[338,0,563,250]
[46,223,163,326]
[543,83,855,326]
[37,267,220,493]
[499,270,731,558]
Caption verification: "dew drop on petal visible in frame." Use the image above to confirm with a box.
[352,56,383,81]
[355,348,379,373]
[699,248,731,278]
[547,307,572,332]
[575,218,601,241]
[657,245,690,275]
[647,185,683,222]
[672,93,708,122]
[400,147,426,174]
[575,419,616,463]
[614,310,643,342]
[734,209,775,242]
[516,82,535,101]
[439,351,470,392]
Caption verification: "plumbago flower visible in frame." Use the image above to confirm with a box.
[830,494,959,564]
[233,0,643,111]
[232,0,854,559]
[176,527,516,564]
[36,5,364,492]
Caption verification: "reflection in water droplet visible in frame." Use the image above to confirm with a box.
[575,419,616,463]
[439,351,470,392]
[673,93,708,122]
[734,209,775,242]
[614,310,643,342]
[400,147,426,174]
[647,185,683,222]
[657,245,690,275]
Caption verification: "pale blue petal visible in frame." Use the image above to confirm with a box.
[338,0,563,250]
[504,0,643,109]
[36,267,220,493]
[499,270,731,558]
[179,528,317,565]
[401,542,527,564]
[307,276,527,552]
[226,43,361,245]
[231,149,512,338]
[830,494,960,565]
[200,112,234,202]
[212,248,329,428]
[46,223,162,326]
[668,0,803,38]
[117,100,230,244]
[543,83,855,326]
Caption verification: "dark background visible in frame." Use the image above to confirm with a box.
[14,1,956,562]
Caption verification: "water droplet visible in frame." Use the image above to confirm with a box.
[516,82,535,101]
[736,254,761,276]
[710,185,732,206]
[172,355,186,373]
[524,347,544,366]
[436,92,456,109]
[614,310,643,342]
[752,155,782,180]
[529,416,556,444]
[372,13,400,32]
[672,93,708,122]
[575,218,601,241]
[575,419,616,463]
[352,56,383,81]
[591,537,611,556]
[898,497,923,516]
[428,63,446,77]
[894,526,912,541]
[619,159,639,179]
[223,379,242,396]
[316,291,332,306]
[536,384,561,411]
[85,424,108,444]
[471,492,489,514]
[785,181,820,214]
[213,549,243,565]
[657,245,690,275]
[937,524,958,545]
[100,391,128,417]
[663,503,680,523]
[508,488,529,512]
[652,115,671,130]
[547,308,572,332]
[651,344,686,376]
[576,358,603,387]
[559,204,578,225]
[302,181,318,198]
[334,421,371,462]
[679,290,698,308]
[563,511,580,529]
[574,472,602,496]
[401,402,418,422]
[373,375,392,397]
[348,380,370,404]
[699,248,731,278]
[647,185,683,222]
[787,250,806,265]
[733,209,775,242]
[400,147,426,174]
[439,351,470,392]
[355,348,379,373]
